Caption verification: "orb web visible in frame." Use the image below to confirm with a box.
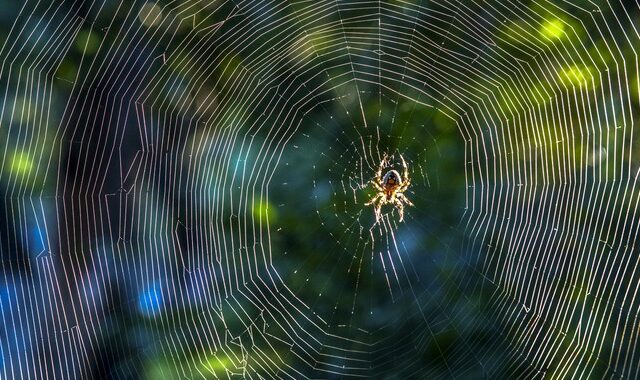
[1,0,640,378]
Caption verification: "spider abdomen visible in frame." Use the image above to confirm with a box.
[382,169,402,191]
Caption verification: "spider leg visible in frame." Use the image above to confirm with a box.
[398,178,411,192]
[400,154,409,183]
[374,202,382,223]
[365,193,382,206]
[398,193,414,207]
[374,153,387,181]
[366,153,392,225]
[367,195,383,223]
[370,179,384,192]
[397,154,411,192]
[394,198,405,222]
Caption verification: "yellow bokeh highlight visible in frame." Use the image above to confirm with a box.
[139,2,163,28]
[10,152,33,176]
[631,73,640,103]
[560,65,592,86]
[540,19,565,40]
[203,355,233,373]
[253,198,278,223]
[74,30,100,55]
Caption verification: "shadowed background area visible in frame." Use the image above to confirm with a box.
[0,0,640,378]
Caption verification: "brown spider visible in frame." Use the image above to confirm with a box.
[365,154,414,223]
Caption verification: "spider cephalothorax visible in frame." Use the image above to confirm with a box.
[365,154,414,223]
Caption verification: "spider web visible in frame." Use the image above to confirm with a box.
[1,0,640,378]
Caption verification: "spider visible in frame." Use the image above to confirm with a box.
[365,154,414,223]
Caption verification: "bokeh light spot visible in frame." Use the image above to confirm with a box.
[9,152,33,176]
[138,2,162,28]
[74,30,100,55]
[203,355,232,374]
[137,283,163,317]
[561,65,593,86]
[253,198,278,223]
[540,19,565,40]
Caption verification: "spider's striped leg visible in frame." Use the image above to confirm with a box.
[365,193,384,223]
[394,198,405,222]
[400,154,409,182]
[398,154,411,192]
[374,154,387,181]
[398,178,411,192]
[398,193,414,207]
[370,179,384,192]
[365,193,382,206]
[373,202,382,223]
